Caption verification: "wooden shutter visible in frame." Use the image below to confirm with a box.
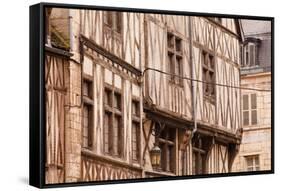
[251,94,257,125]
[243,95,249,125]
[249,44,255,66]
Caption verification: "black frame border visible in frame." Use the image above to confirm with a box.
[29,2,275,189]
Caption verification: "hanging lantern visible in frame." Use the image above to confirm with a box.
[150,144,161,169]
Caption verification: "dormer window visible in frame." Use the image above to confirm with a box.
[243,38,260,68]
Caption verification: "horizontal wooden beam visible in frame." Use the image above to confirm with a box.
[81,149,143,172]
[80,35,142,77]
[144,105,194,130]
[196,122,242,144]
[45,46,73,58]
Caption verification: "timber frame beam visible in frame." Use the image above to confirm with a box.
[196,123,242,144]
[45,46,73,58]
[144,105,194,130]
[80,34,142,77]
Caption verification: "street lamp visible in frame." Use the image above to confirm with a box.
[150,144,161,170]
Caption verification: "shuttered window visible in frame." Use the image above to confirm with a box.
[251,94,257,125]
[243,94,258,126]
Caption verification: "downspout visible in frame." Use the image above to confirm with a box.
[189,17,197,137]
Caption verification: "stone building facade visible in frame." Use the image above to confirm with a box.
[232,20,271,172]
[44,7,244,184]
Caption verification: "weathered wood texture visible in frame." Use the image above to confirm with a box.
[46,8,243,182]
[192,17,241,131]
[45,52,69,184]
[81,150,142,181]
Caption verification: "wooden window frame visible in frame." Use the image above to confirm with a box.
[192,136,207,175]
[167,32,184,86]
[131,98,141,163]
[243,93,258,126]
[103,83,123,158]
[82,74,94,149]
[245,155,260,171]
[244,43,258,67]
[156,124,176,173]
[202,50,215,103]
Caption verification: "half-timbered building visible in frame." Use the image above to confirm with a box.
[45,8,243,184]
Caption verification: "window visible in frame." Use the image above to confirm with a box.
[244,43,258,67]
[181,150,187,175]
[202,51,215,101]
[243,94,257,126]
[192,135,206,175]
[82,77,94,149]
[103,86,123,157]
[245,155,260,171]
[132,100,140,162]
[167,32,183,85]
[104,11,122,34]
[156,124,176,173]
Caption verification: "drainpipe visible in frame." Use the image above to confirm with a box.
[189,17,197,137]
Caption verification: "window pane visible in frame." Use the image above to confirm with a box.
[114,93,121,110]
[245,51,249,66]
[251,94,257,109]
[243,95,249,110]
[104,88,112,106]
[113,116,120,156]
[82,106,89,148]
[251,110,257,125]
[175,57,181,84]
[249,44,255,66]
[132,101,139,116]
[83,80,92,98]
[168,53,174,80]
[243,111,249,126]
[104,112,110,153]
[167,33,174,49]
[254,156,260,166]
[132,122,139,161]
[83,104,92,148]
[175,38,182,52]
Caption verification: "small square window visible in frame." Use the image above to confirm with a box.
[114,93,121,110]
[83,80,93,99]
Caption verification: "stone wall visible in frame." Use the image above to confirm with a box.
[232,73,271,172]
